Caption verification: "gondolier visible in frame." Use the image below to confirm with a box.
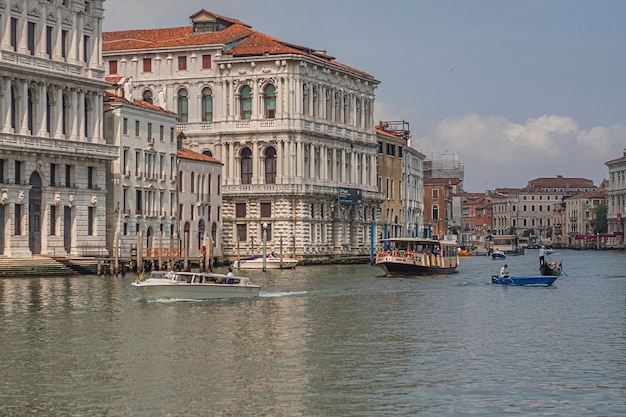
[539,245,546,266]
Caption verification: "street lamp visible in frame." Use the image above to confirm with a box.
[262,222,268,272]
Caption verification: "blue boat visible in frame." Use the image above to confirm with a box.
[491,251,506,260]
[491,275,558,286]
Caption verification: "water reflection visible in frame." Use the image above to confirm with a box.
[0,251,624,416]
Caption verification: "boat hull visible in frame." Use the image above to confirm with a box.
[378,262,457,276]
[539,263,562,276]
[131,282,260,299]
[491,253,506,260]
[491,275,557,286]
[232,259,298,269]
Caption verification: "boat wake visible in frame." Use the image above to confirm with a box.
[260,290,308,298]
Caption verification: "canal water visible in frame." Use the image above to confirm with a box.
[0,250,624,416]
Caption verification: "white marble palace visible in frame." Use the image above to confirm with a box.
[103,9,384,261]
[0,0,117,258]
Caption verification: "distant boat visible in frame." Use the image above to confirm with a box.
[491,275,558,286]
[458,248,472,257]
[375,238,459,276]
[232,252,298,269]
[491,250,506,260]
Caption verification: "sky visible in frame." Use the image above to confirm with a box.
[102,0,626,192]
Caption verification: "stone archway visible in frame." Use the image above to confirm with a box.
[29,172,43,254]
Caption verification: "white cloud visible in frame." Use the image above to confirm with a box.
[413,114,626,191]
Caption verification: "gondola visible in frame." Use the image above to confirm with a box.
[539,261,562,277]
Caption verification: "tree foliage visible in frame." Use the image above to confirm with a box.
[590,203,608,234]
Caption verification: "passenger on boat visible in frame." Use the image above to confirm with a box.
[499,264,509,278]
[227,267,234,277]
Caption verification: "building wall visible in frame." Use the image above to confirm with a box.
[103,97,178,263]
[0,0,116,258]
[177,152,223,260]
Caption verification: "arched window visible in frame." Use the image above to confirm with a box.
[177,88,188,123]
[10,86,18,130]
[142,90,153,104]
[84,96,90,137]
[178,170,184,192]
[241,147,252,184]
[432,205,439,221]
[46,90,52,134]
[202,150,213,157]
[265,147,276,184]
[190,172,195,193]
[312,85,318,118]
[201,87,213,121]
[27,89,34,134]
[240,85,251,120]
[264,84,276,118]
[62,94,69,136]
[302,84,309,116]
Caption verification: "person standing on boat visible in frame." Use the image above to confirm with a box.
[227,267,234,277]
[539,245,546,266]
[499,264,509,278]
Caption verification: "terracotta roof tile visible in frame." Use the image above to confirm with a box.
[103,10,375,79]
[178,148,223,164]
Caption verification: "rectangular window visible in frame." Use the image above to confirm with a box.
[10,18,18,52]
[143,58,152,73]
[123,118,128,135]
[202,54,211,69]
[236,203,247,218]
[46,26,53,59]
[88,207,94,236]
[265,224,273,241]
[61,30,68,59]
[83,35,90,64]
[123,149,129,175]
[50,205,57,235]
[87,166,94,189]
[147,123,152,140]
[65,164,71,187]
[136,190,142,214]
[237,224,247,242]
[109,60,118,74]
[159,125,164,141]
[0,159,4,183]
[15,160,22,184]
[135,120,140,136]
[261,202,272,218]
[178,56,187,70]
[27,22,36,55]
[50,163,56,186]
[432,189,439,200]
[170,127,175,143]
[15,204,22,235]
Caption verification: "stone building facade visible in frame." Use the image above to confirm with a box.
[0,0,116,258]
[102,83,178,264]
[606,148,626,248]
[176,142,223,261]
[102,9,383,261]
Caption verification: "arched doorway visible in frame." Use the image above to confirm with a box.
[146,226,154,258]
[198,219,205,251]
[29,172,42,254]
[183,222,190,258]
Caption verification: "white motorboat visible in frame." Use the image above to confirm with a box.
[131,271,260,300]
[232,252,298,269]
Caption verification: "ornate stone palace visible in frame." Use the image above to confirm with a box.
[102,9,384,261]
[0,0,116,258]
